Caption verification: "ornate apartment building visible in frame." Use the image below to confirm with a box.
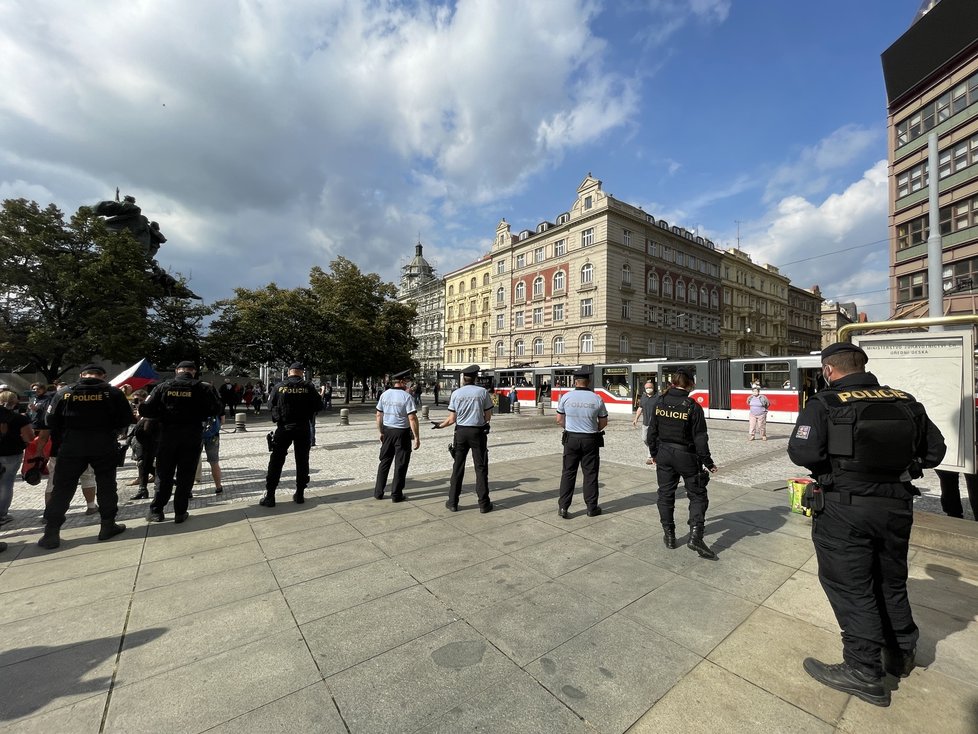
[720,248,790,358]
[883,0,978,317]
[488,174,722,368]
[396,242,444,382]
[786,284,824,355]
[443,255,493,369]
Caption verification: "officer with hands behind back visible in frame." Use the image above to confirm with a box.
[139,361,222,524]
[788,342,946,707]
[38,364,134,549]
[432,365,494,513]
[647,367,719,559]
[555,366,608,519]
[374,369,420,502]
[261,363,323,507]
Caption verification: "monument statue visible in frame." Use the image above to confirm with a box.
[93,194,199,299]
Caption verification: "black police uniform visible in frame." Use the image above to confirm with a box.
[140,372,222,521]
[647,385,716,551]
[263,373,323,505]
[788,360,945,688]
[42,375,134,540]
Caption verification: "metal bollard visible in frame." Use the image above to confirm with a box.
[340,408,350,426]
[536,403,545,415]
[513,401,521,414]
[421,405,430,420]
[234,412,247,432]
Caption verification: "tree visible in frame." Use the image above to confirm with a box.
[0,199,201,382]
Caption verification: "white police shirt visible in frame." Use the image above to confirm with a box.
[448,384,493,426]
[556,388,607,433]
[376,388,417,429]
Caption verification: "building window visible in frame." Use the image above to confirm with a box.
[457,326,463,341]
[516,254,525,269]
[470,277,477,290]
[495,341,504,357]
[647,240,658,257]
[515,281,526,301]
[581,298,593,317]
[469,299,476,314]
[515,311,525,328]
[553,336,565,355]
[496,314,504,331]
[701,286,709,306]
[580,333,593,353]
[619,334,629,353]
[553,270,565,291]
[688,285,698,304]
[448,285,454,296]
[534,247,545,263]
[515,339,525,357]
[482,298,489,312]
[581,263,594,284]
[496,286,505,304]
[533,276,545,298]
[459,281,465,293]
[621,264,631,286]
[554,239,566,256]
[897,272,927,302]
[483,273,490,286]
[584,195,593,210]
[648,272,659,294]
[553,303,564,321]
[533,307,543,325]
[676,280,686,301]
[496,261,505,275]
[533,338,544,356]
[448,305,453,320]
[711,289,719,309]
[623,229,631,246]
[581,228,594,247]
[662,275,673,298]
[621,300,631,319]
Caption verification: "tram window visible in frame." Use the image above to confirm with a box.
[742,361,789,390]
[601,368,631,398]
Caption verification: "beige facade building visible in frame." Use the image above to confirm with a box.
[443,255,492,369]
[397,242,444,382]
[488,174,722,368]
[883,0,978,318]
[719,248,790,357]
[786,284,824,355]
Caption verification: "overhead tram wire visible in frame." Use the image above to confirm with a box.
[776,237,889,268]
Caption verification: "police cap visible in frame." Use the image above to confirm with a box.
[820,342,868,363]
[176,360,197,371]
[573,365,592,380]
[289,362,304,371]
[392,369,411,381]
[461,364,480,376]
[80,363,106,375]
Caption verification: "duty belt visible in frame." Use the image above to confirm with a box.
[824,490,912,510]
[661,441,694,451]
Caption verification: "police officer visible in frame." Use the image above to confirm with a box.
[555,366,608,519]
[788,342,945,706]
[433,364,494,513]
[37,364,134,549]
[262,363,323,507]
[139,360,222,523]
[374,369,420,502]
[647,367,718,559]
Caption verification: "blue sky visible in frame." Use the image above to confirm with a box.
[0,1,924,320]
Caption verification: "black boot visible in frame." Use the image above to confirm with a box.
[687,525,717,559]
[662,525,677,549]
[259,491,276,508]
[803,658,890,706]
[131,487,150,500]
[98,523,126,541]
[293,490,305,504]
[37,527,60,550]
[883,646,916,678]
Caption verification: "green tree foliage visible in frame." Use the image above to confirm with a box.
[0,199,203,382]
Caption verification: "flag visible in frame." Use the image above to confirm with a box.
[110,358,159,390]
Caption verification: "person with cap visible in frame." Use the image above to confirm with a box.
[788,342,946,707]
[37,364,134,549]
[746,385,770,441]
[432,364,494,513]
[261,363,323,507]
[647,367,719,558]
[139,360,223,523]
[555,366,608,519]
[374,369,420,502]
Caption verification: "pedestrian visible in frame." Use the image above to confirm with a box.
[631,380,659,465]
[647,367,719,558]
[555,366,607,519]
[320,381,333,410]
[0,390,35,525]
[261,363,323,507]
[747,386,770,440]
[128,407,159,500]
[37,364,134,549]
[933,468,978,520]
[139,361,223,524]
[252,382,265,415]
[788,342,946,707]
[202,415,224,495]
[374,369,420,502]
[433,381,440,406]
[432,364,493,513]
[219,379,234,417]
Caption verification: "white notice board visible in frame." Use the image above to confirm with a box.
[854,331,975,473]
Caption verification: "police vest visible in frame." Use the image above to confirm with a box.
[273,379,318,424]
[53,381,120,432]
[156,378,206,425]
[813,387,921,480]
[655,394,695,446]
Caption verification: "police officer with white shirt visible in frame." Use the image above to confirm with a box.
[374,369,420,502]
[433,364,494,513]
[555,366,608,519]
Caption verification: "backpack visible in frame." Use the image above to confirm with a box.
[202,417,221,441]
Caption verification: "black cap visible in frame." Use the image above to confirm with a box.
[573,365,592,380]
[176,360,197,371]
[392,369,411,380]
[80,363,106,375]
[461,364,480,376]
[821,342,868,362]
[289,362,304,371]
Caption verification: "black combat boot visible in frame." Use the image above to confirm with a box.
[259,491,276,508]
[98,522,126,541]
[293,489,305,504]
[803,658,890,707]
[131,487,150,500]
[662,524,677,549]
[687,524,717,559]
[37,527,61,550]
[883,646,916,678]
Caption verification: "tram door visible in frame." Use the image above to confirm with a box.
[630,368,658,410]
[535,370,553,405]
[707,358,731,411]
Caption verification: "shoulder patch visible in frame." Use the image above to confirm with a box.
[795,425,811,439]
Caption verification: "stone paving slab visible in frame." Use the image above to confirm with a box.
[1,419,977,732]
